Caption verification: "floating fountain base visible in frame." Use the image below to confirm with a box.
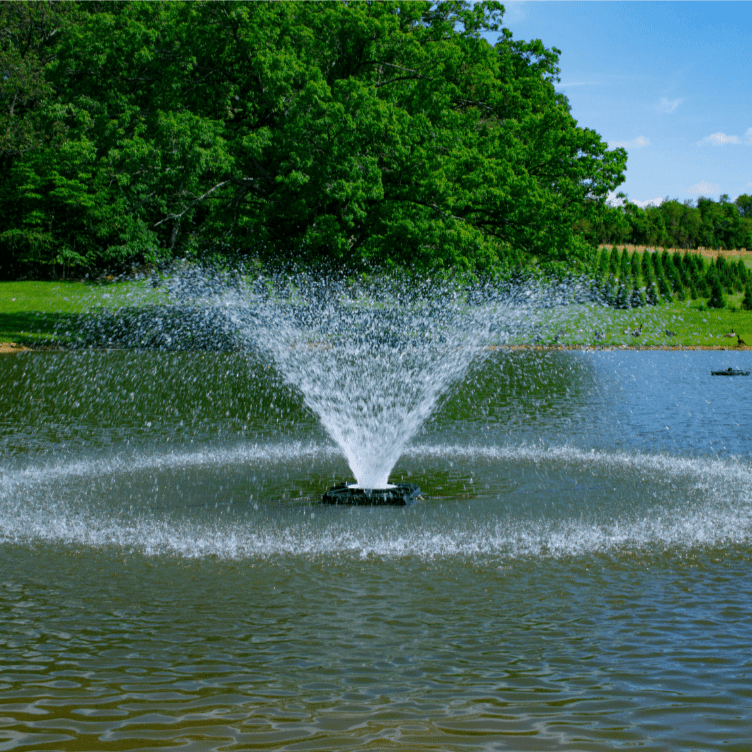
[322,482,422,506]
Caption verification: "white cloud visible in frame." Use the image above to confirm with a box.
[689,181,721,196]
[558,81,600,88]
[607,192,663,208]
[699,132,740,146]
[608,136,650,149]
[657,97,684,114]
[606,192,624,207]
[632,197,664,208]
[698,128,752,146]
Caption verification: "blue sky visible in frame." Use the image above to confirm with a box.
[492,2,752,207]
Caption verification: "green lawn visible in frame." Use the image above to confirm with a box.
[1,278,750,349]
[543,301,752,349]
[0,280,166,345]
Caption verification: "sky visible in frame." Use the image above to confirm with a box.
[491,1,752,207]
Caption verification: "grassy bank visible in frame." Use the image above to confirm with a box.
[544,302,752,349]
[0,280,166,346]
[1,278,751,351]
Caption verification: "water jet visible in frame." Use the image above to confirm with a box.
[150,269,587,498]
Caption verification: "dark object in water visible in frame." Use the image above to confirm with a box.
[711,367,750,376]
[322,482,422,506]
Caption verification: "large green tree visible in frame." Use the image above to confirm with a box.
[1,0,626,277]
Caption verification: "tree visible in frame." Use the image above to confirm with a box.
[742,283,752,311]
[629,250,641,281]
[707,274,726,309]
[735,194,752,219]
[1,0,627,278]
[645,279,659,306]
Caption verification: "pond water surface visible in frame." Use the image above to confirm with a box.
[1,348,751,751]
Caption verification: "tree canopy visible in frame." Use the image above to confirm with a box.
[1,0,627,278]
[582,194,752,251]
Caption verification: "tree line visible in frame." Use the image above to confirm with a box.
[588,246,752,311]
[0,0,627,279]
[578,195,752,252]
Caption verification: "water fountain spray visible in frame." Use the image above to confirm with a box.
[156,268,584,504]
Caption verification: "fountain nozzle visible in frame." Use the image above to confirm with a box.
[322,482,422,506]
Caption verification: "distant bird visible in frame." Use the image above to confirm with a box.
[664,330,675,337]
[738,334,747,347]
[631,324,643,337]
[723,331,736,338]
[593,330,605,341]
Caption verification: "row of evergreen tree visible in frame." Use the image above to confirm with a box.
[590,248,752,310]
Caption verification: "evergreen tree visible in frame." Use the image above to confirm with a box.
[608,248,619,275]
[641,251,655,280]
[696,274,710,298]
[685,253,700,286]
[630,251,641,281]
[676,253,691,287]
[630,276,644,308]
[669,265,686,300]
[616,276,630,308]
[603,275,618,306]
[593,248,603,278]
[619,249,630,278]
[657,275,673,302]
[715,256,733,292]
[653,251,664,278]
[645,279,659,306]
[743,283,752,311]
[734,259,747,292]
[660,250,673,279]
[707,274,726,309]
[599,248,610,276]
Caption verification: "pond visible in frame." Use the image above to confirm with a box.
[1,348,751,751]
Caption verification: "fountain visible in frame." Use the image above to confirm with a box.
[151,269,585,504]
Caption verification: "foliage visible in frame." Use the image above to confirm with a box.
[706,274,726,309]
[0,0,625,278]
[585,243,751,310]
[589,193,752,251]
[743,283,752,312]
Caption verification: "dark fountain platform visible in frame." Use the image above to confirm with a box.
[322,482,422,506]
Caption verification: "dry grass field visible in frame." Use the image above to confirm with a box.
[598,244,751,266]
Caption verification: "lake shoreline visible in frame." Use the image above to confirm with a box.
[3,341,751,354]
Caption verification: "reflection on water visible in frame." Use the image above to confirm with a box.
[1,349,752,750]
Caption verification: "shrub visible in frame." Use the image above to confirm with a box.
[616,277,631,308]
[743,283,752,311]
[645,280,659,306]
[608,248,619,274]
[669,266,686,300]
[630,251,641,281]
[707,274,726,309]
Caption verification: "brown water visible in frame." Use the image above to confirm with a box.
[2,349,752,751]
